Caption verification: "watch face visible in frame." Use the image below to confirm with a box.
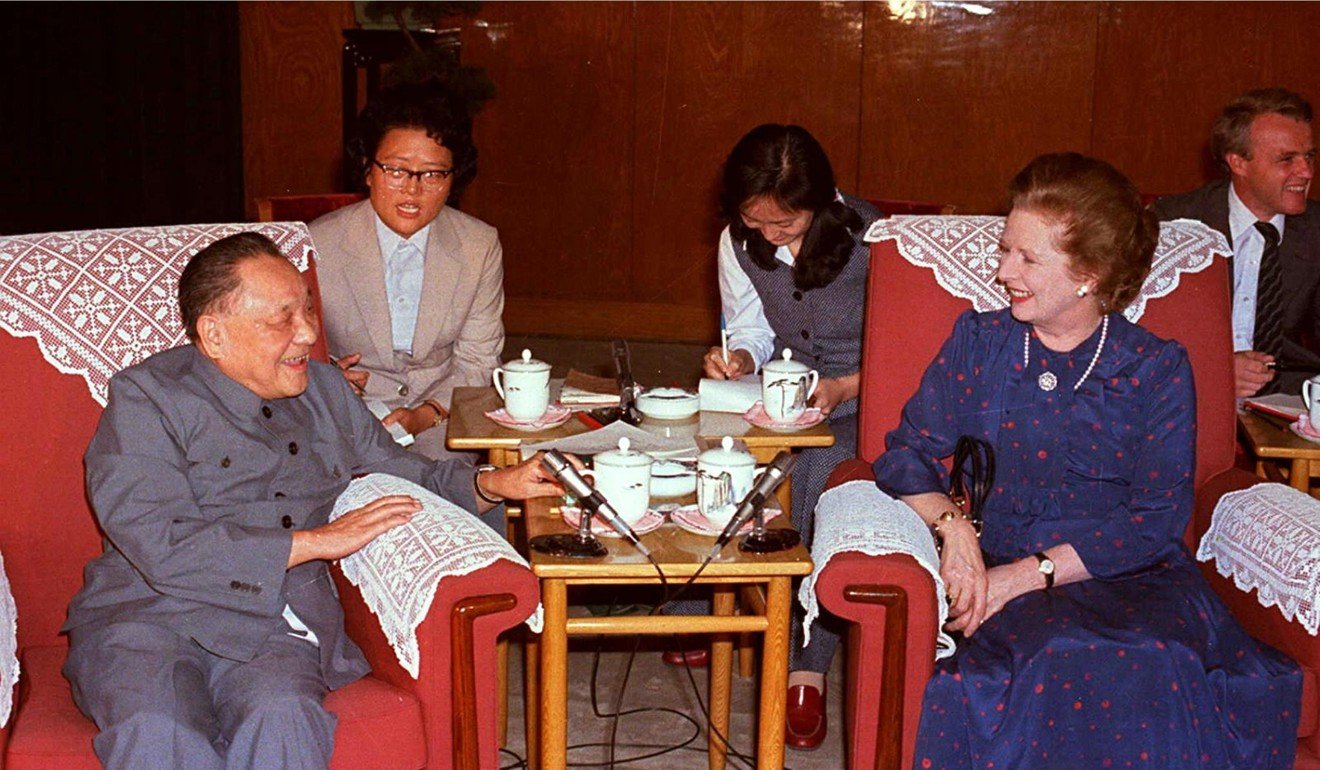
[1039,559,1055,575]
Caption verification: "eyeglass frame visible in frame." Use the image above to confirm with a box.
[370,160,456,191]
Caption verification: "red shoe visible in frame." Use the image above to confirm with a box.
[661,648,709,667]
[785,684,827,750]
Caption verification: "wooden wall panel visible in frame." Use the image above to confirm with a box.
[239,1,1320,341]
[858,2,1100,214]
[628,2,864,333]
[458,3,635,305]
[1092,2,1320,198]
[239,2,355,219]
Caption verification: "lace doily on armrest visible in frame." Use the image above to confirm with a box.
[331,474,542,678]
[863,216,1230,323]
[0,222,314,406]
[1196,483,1320,636]
[800,480,955,660]
[0,552,17,727]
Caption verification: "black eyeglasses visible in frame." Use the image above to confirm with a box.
[371,160,454,191]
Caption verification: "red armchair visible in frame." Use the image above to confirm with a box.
[0,223,538,769]
[815,220,1318,769]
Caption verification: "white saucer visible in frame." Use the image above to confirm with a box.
[560,506,666,538]
[742,401,825,432]
[485,404,572,431]
[669,504,783,537]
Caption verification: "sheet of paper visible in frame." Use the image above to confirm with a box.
[698,375,761,413]
[519,420,695,461]
[365,398,415,447]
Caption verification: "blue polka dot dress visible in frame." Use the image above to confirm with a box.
[872,309,1301,770]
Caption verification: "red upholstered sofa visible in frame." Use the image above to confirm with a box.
[815,223,1319,769]
[0,223,538,769]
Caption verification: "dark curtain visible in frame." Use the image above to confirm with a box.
[0,3,242,235]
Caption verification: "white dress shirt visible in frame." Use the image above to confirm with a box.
[374,215,433,355]
[717,227,795,372]
[1227,184,1288,352]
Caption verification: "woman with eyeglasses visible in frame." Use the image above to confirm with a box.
[311,81,504,460]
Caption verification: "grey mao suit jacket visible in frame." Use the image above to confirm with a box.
[1153,179,1320,392]
[64,347,480,689]
[310,200,505,413]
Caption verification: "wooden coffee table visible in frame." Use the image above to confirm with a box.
[1239,409,1320,495]
[446,385,836,514]
[524,495,813,770]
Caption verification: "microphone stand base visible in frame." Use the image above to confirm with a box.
[739,529,801,554]
[529,533,608,558]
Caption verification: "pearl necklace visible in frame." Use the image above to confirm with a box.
[1023,315,1109,392]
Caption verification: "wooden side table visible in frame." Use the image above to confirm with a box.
[1238,409,1320,494]
[445,385,837,513]
[524,495,812,770]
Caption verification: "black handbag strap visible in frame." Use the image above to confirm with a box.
[949,435,995,529]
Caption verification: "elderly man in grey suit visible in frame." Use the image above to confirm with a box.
[61,233,562,769]
[1153,87,1320,397]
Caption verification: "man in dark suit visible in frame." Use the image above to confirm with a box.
[1153,88,1319,397]
[61,233,562,769]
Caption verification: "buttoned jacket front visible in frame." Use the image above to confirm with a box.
[64,347,477,688]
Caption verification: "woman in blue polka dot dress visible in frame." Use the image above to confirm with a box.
[871,153,1301,769]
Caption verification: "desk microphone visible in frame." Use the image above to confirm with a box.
[541,450,652,558]
[707,451,796,558]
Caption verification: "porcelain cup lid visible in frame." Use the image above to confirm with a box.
[698,436,754,468]
[594,437,653,468]
[761,349,811,375]
[501,348,550,373]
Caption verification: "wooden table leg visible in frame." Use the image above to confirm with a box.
[525,631,541,770]
[498,637,508,746]
[540,579,569,770]
[709,586,736,770]
[1291,458,1310,493]
[757,577,791,770]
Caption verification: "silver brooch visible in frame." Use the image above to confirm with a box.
[1037,371,1058,392]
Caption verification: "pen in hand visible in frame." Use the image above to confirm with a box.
[720,314,729,365]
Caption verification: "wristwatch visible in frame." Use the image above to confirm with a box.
[1033,551,1055,589]
[473,464,503,505]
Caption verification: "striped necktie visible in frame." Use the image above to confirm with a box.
[1253,221,1283,392]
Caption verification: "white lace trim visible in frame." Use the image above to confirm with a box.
[862,216,1230,322]
[0,223,315,407]
[0,552,17,727]
[1196,483,1320,636]
[331,474,542,678]
[801,480,954,660]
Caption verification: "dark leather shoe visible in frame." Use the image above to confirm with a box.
[785,684,826,749]
[661,648,709,667]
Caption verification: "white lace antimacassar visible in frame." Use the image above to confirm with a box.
[800,480,955,660]
[0,222,315,407]
[0,551,18,727]
[330,474,543,678]
[863,216,1230,323]
[1197,483,1320,636]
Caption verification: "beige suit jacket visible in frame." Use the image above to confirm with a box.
[309,199,505,412]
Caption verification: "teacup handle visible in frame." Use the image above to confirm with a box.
[492,368,506,399]
[804,370,819,400]
[1306,380,1316,411]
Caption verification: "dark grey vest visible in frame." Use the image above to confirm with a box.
[732,194,879,381]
